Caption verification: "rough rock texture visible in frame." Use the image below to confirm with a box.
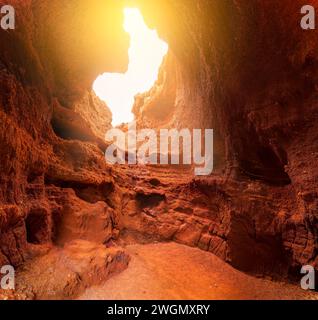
[0,0,317,299]
[130,0,318,279]
[114,165,313,279]
[0,240,129,300]
[51,90,111,150]
[0,0,128,266]
[0,0,129,298]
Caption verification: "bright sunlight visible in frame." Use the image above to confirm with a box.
[93,8,168,126]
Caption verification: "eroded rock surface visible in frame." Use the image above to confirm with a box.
[0,0,317,299]
[0,240,129,300]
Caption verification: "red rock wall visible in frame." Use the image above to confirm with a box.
[130,0,318,278]
[0,0,128,267]
[0,0,317,282]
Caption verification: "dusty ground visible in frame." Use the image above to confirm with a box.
[79,242,318,300]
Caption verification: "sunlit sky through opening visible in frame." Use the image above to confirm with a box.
[93,8,169,126]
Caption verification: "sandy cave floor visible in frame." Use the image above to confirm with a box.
[78,242,318,300]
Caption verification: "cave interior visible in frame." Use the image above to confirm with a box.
[0,0,317,300]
